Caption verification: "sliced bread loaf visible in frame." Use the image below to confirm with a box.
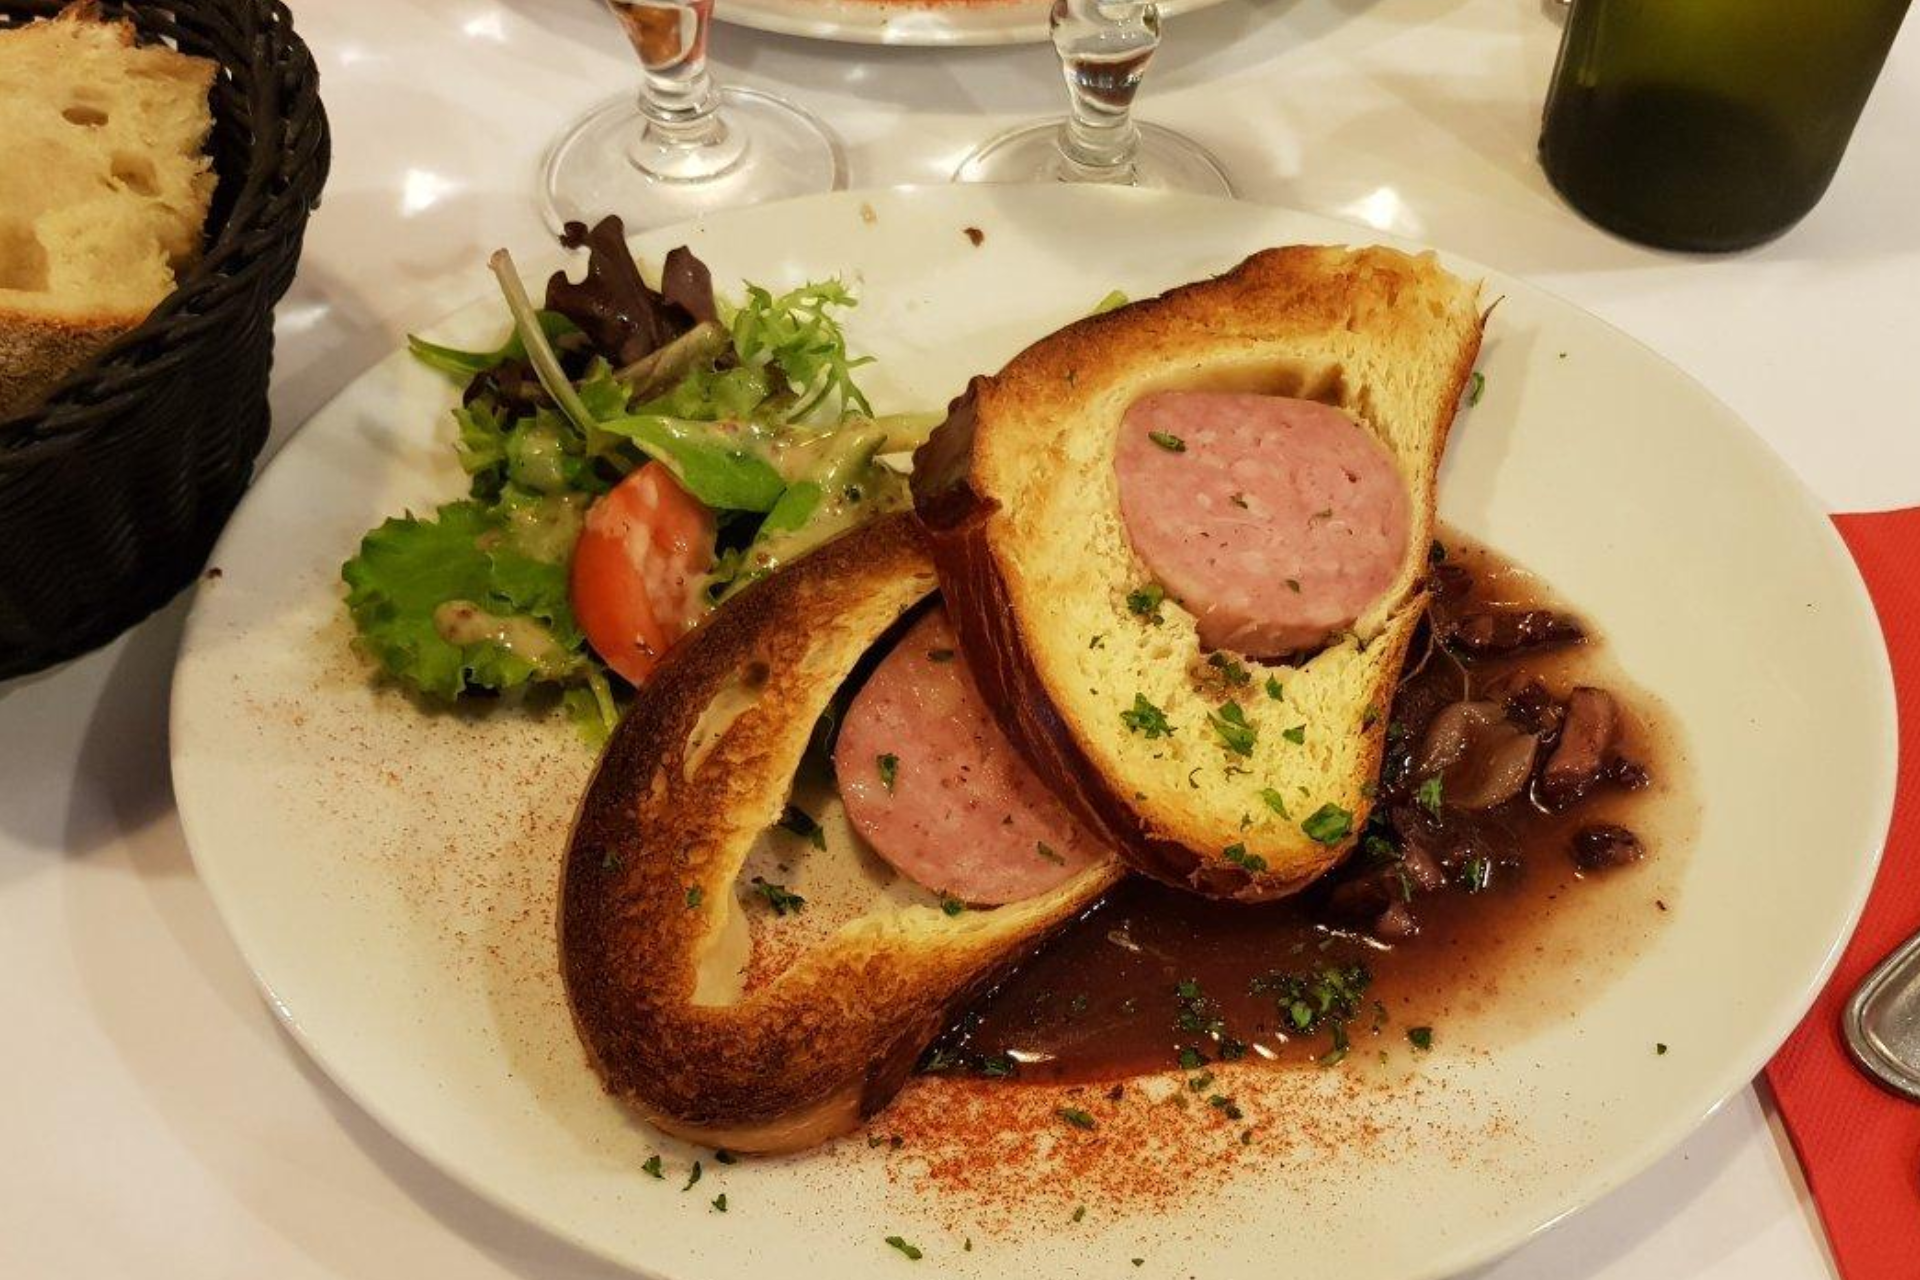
[0,1,216,417]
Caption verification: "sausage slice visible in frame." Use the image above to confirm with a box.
[833,609,1105,904]
[1113,392,1412,656]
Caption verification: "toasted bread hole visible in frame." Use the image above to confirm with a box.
[110,153,159,196]
[691,891,750,1007]
[685,663,772,780]
[62,103,109,127]
[1129,357,1351,411]
[0,220,49,292]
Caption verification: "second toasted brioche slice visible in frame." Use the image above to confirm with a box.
[913,247,1484,901]
[561,514,1120,1153]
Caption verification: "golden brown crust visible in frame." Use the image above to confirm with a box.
[0,307,135,418]
[914,246,1484,901]
[560,514,1120,1152]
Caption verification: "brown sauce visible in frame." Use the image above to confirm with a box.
[927,531,1691,1085]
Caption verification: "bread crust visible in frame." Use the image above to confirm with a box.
[914,247,1484,901]
[560,514,1120,1152]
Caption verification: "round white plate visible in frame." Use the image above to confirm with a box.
[717,0,1226,47]
[172,185,1894,1280]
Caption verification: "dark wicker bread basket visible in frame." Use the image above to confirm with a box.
[0,0,327,679]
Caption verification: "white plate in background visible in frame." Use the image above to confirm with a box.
[717,0,1226,46]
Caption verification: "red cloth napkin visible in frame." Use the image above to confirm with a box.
[1767,507,1920,1279]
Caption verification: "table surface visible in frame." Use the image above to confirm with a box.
[5,0,1916,1275]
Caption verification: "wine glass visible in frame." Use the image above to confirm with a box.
[954,0,1233,193]
[539,0,846,232]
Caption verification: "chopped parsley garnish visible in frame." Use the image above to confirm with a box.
[1121,693,1173,738]
[1208,700,1257,756]
[1415,774,1444,816]
[1408,1026,1434,1051]
[1466,370,1486,406]
[711,1193,728,1212]
[683,1160,703,1190]
[1174,977,1227,1048]
[751,877,806,915]
[919,1047,958,1074]
[1285,577,1301,593]
[1207,652,1252,685]
[1461,855,1493,893]
[885,1235,924,1260]
[685,885,703,909]
[778,803,828,850]
[1057,1107,1097,1130]
[1264,675,1284,701]
[926,647,956,663]
[1362,703,1381,729]
[1282,724,1306,745]
[601,849,622,872]
[1071,1204,1087,1223]
[1259,787,1291,819]
[1221,842,1268,873]
[642,1154,665,1179]
[1302,803,1354,844]
[876,752,899,792]
[1126,583,1166,621]
[1252,962,1372,1064]
[978,1054,1016,1078]
[1188,1070,1216,1092]
[1208,1094,1245,1120]
[714,1148,737,1164]
[1177,1046,1205,1070]
[1657,1042,1669,1056]
[1035,841,1065,865]
[1148,431,1187,453]
[939,894,966,917]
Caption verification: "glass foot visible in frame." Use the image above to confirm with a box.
[539,85,846,233]
[953,119,1235,196]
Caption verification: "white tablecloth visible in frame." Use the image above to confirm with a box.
[5,0,1915,1274]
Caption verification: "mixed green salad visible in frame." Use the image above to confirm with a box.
[341,216,935,741]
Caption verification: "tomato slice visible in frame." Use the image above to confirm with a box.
[571,462,716,686]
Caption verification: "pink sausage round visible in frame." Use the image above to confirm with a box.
[1113,392,1412,656]
[833,608,1104,905]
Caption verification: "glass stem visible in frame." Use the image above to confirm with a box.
[606,0,741,179]
[1051,0,1162,183]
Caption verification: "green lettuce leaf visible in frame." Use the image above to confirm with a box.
[342,501,586,701]
[593,415,786,512]
[634,364,771,423]
[408,311,579,381]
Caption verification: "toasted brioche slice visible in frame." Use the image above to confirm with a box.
[561,514,1121,1153]
[0,2,216,416]
[913,247,1484,901]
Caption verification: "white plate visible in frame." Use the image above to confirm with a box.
[171,186,1894,1280]
[717,0,1226,47]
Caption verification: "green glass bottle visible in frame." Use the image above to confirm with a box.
[1539,0,1911,252]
